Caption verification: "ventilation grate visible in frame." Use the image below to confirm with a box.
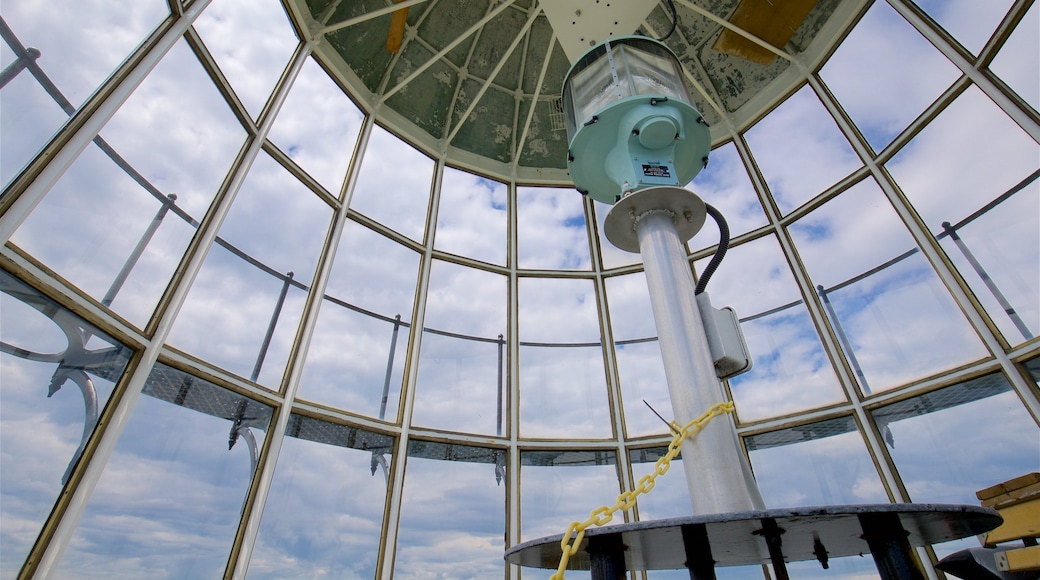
[549,97,566,132]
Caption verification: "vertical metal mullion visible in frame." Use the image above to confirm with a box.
[731,117,913,509]
[505,181,521,580]
[230,112,377,580]
[809,55,1040,425]
[377,158,443,579]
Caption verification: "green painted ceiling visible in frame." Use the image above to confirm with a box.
[288,0,860,184]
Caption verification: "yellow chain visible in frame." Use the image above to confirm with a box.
[550,401,735,580]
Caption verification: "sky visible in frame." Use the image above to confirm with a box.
[1,0,1038,578]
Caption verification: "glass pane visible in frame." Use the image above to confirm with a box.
[193,0,298,120]
[434,166,507,264]
[168,151,332,387]
[0,0,168,110]
[520,450,620,542]
[0,272,132,575]
[54,364,273,577]
[747,416,888,507]
[819,0,960,152]
[606,273,669,438]
[886,86,1040,343]
[413,261,505,434]
[873,373,1040,505]
[517,186,591,270]
[592,200,641,269]
[10,39,246,327]
[688,142,768,250]
[267,57,365,194]
[989,2,1039,111]
[248,416,392,579]
[0,50,70,188]
[696,235,843,422]
[914,0,1014,55]
[348,126,433,242]
[9,145,197,327]
[519,277,611,439]
[789,178,988,393]
[395,441,505,578]
[298,223,419,417]
[743,85,862,215]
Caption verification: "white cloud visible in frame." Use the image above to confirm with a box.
[193,0,299,120]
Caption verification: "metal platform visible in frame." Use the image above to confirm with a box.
[506,504,1002,579]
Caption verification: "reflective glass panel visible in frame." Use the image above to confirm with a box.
[348,126,433,243]
[267,57,365,194]
[747,416,888,507]
[789,178,987,393]
[413,261,506,434]
[54,364,273,577]
[168,151,332,387]
[592,200,641,269]
[742,85,861,214]
[520,450,620,543]
[697,235,843,422]
[0,0,168,186]
[395,441,505,578]
[298,222,419,418]
[914,0,1014,55]
[11,39,246,327]
[516,186,591,270]
[0,50,71,188]
[988,2,1039,111]
[193,0,298,120]
[886,87,1040,343]
[434,166,507,264]
[0,272,132,576]
[819,0,960,152]
[873,373,1040,505]
[688,142,768,250]
[248,416,392,579]
[519,277,611,439]
[606,273,669,438]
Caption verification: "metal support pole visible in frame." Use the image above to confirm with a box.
[859,513,926,580]
[817,284,872,394]
[586,534,627,580]
[379,314,403,420]
[0,46,41,88]
[608,187,763,516]
[101,193,177,307]
[681,523,716,580]
[757,518,790,580]
[941,221,1033,341]
[250,271,293,383]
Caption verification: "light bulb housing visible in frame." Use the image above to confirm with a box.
[563,36,711,205]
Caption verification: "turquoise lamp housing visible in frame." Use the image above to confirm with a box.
[563,36,711,205]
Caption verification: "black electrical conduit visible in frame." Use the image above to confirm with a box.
[695,203,729,295]
[655,0,680,42]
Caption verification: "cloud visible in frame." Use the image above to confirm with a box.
[818,0,962,151]
[517,186,591,270]
[435,167,507,264]
[742,85,862,214]
[267,57,366,195]
[193,0,299,120]
[348,125,434,243]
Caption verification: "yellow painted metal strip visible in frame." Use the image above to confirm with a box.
[996,544,1040,572]
[984,500,1040,546]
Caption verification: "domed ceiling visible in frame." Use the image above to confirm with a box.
[286,0,861,183]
